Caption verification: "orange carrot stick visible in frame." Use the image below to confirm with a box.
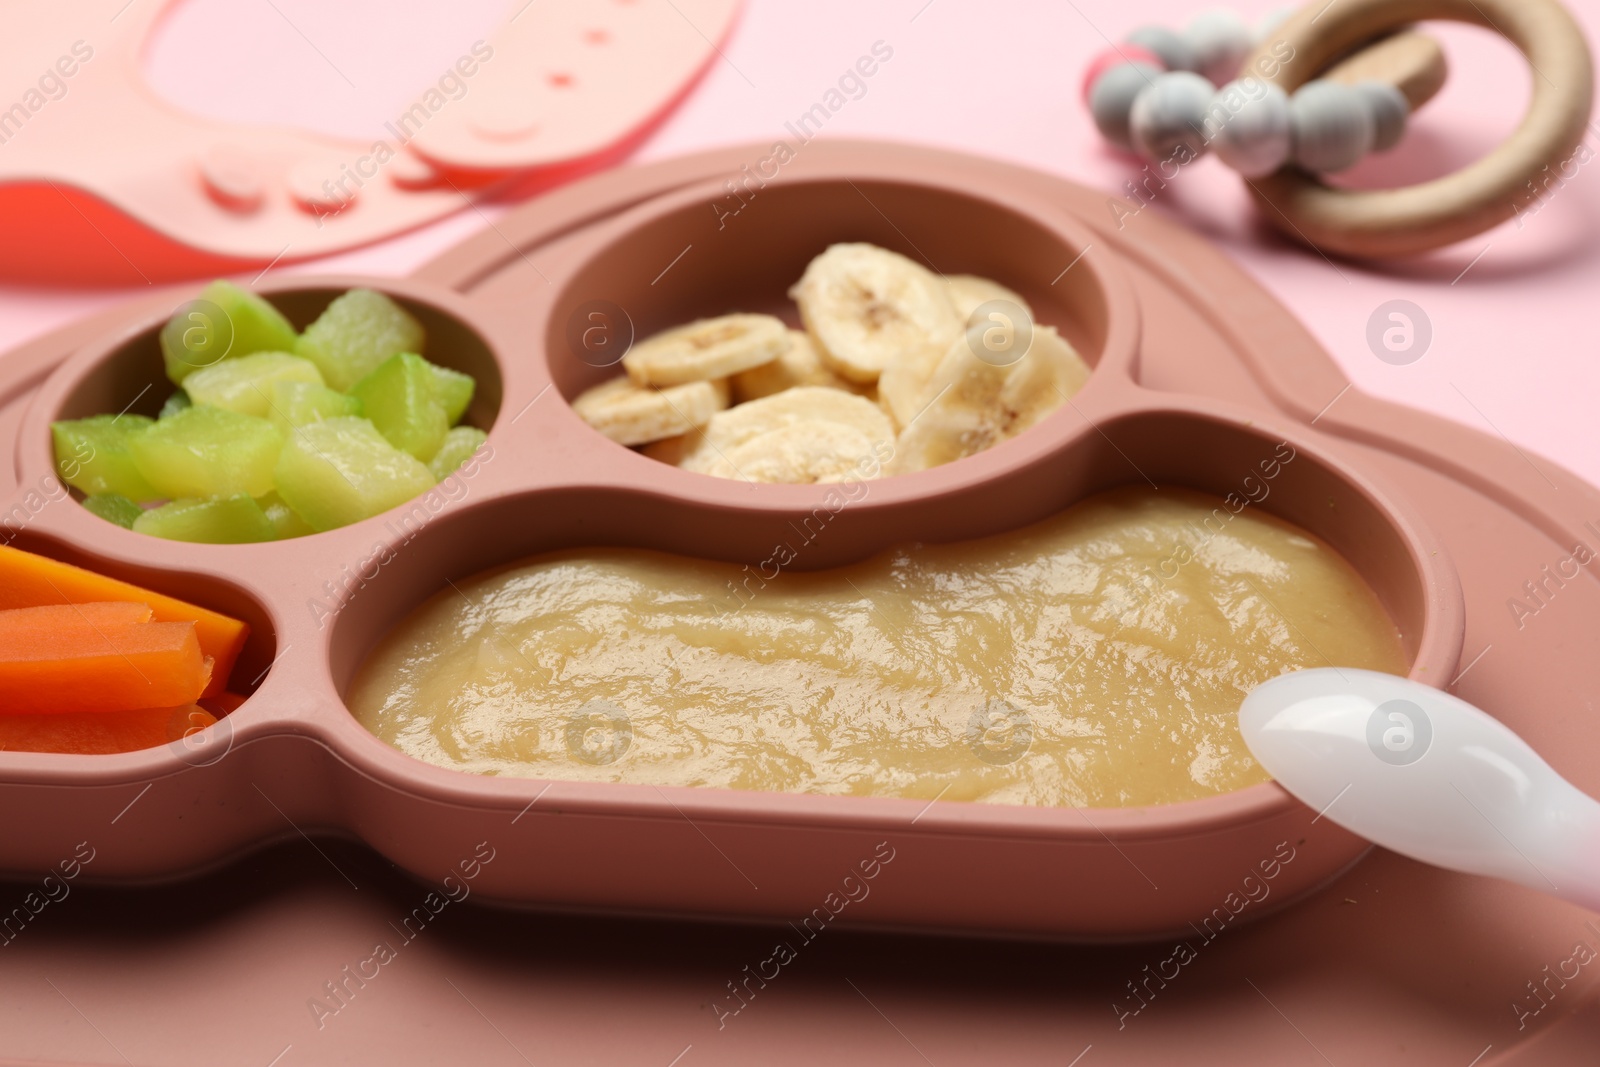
[4,600,154,628]
[0,604,211,714]
[0,704,217,755]
[0,544,248,696]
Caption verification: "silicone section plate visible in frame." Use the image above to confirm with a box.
[2,159,1463,944]
[0,142,1596,1063]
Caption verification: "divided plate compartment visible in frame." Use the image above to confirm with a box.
[1,164,1463,944]
[2,142,1598,1064]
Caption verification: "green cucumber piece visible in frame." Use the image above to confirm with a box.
[158,391,191,419]
[267,380,363,432]
[128,405,283,499]
[81,494,143,529]
[295,289,424,391]
[132,495,278,544]
[257,491,317,540]
[273,417,435,532]
[159,280,298,385]
[428,426,488,481]
[51,415,159,500]
[183,351,323,419]
[429,363,475,426]
[349,353,449,462]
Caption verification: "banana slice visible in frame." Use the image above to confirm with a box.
[878,344,947,431]
[622,314,787,387]
[945,275,1033,324]
[789,244,960,384]
[703,422,886,484]
[572,375,729,447]
[883,279,1035,430]
[672,386,894,476]
[731,330,865,403]
[892,326,1092,473]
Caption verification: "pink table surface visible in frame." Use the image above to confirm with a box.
[1,4,1598,1065]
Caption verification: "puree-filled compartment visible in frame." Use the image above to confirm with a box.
[347,485,1406,808]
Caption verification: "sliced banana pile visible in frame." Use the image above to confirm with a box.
[570,242,1092,484]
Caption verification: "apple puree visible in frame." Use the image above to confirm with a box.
[349,487,1407,807]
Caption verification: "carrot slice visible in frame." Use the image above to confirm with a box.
[2,601,155,628]
[0,704,216,755]
[0,605,211,714]
[0,545,248,696]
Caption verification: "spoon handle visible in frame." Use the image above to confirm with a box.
[1526,784,1600,913]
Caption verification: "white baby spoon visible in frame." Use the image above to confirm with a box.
[1238,667,1600,912]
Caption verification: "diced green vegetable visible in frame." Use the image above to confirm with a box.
[128,405,283,499]
[132,495,278,544]
[349,353,449,462]
[273,417,435,532]
[428,426,488,480]
[51,415,159,500]
[183,352,323,419]
[257,491,317,540]
[83,283,478,544]
[81,494,144,529]
[159,280,298,385]
[267,380,363,433]
[429,363,475,426]
[295,289,424,391]
[158,391,191,420]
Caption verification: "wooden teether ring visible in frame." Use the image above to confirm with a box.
[1243,0,1595,258]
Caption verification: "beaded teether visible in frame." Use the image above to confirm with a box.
[1084,8,1432,177]
[1084,0,1595,257]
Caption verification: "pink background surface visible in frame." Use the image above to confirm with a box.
[2,0,1596,490]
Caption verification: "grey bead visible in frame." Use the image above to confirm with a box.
[1290,80,1376,173]
[1352,80,1409,151]
[1089,62,1163,149]
[1212,82,1293,177]
[1129,71,1217,163]
[1186,9,1254,85]
[1127,25,1200,73]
